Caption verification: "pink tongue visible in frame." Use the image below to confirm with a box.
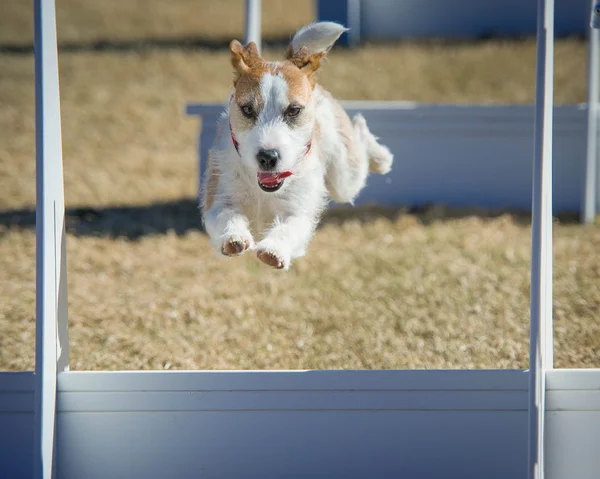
[258,171,292,185]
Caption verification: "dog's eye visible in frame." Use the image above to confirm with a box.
[285,106,303,118]
[240,105,255,118]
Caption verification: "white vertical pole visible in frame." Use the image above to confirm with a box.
[584,1,600,223]
[528,0,554,478]
[34,0,69,477]
[244,0,262,53]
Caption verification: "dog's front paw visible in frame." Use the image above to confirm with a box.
[256,240,291,270]
[221,234,253,256]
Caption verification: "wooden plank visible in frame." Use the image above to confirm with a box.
[57,390,527,413]
[57,369,529,392]
[546,411,600,479]
[0,393,35,413]
[56,409,528,479]
[546,391,600,411]
[53,371,529,477]
[0,373,35,478]
[0,413,35,479]
[0,372,36,392]
[546,369,600,389]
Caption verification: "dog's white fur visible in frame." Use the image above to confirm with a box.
[201,22,393,270]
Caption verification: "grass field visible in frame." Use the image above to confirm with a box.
[1,1,598,371]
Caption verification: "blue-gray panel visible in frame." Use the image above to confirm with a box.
[318,0,588,40]
[0,413,34,479]
[58,368,529,391]
[546,412,600,479]
[187,103,588,214]
[0,373,36,479]
[353,108,586,212]
[316,0,354,45]
[57,410,527,479]
[54,370,529,479]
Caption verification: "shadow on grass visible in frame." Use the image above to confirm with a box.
[0,198,583,240]
[0,199,202,239]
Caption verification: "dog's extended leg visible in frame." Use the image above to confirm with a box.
[203,205,255,257]
[201,144,255,257]
[255,215,317,270]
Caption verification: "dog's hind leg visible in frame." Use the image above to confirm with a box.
[356,114,393,175]
[325,113,393,204]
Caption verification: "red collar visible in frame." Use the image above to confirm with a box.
[229,119,241,155]
[229,119,312,159]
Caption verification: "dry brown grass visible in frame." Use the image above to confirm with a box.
[2,209,599,371]
[0,1,598,372]
[0,0,314,44]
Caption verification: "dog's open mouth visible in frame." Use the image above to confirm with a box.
[257,171,292,192]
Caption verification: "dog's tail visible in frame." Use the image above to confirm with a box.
[286,22,348,58]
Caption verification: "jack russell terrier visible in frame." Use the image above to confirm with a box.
[201,22,393,270]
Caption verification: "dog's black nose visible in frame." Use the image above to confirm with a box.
[256,149,279,171]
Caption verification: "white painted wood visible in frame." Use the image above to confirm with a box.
[0,373,36,478]
[244,0,261,53]
[57,390,527,412]
[57,410,528,479]
[545,368,600,479]
[5,369,600,478]
[528,1,555,478]
[546,412,600,479]
[34,0,68,477]
[186,103,588,215]
[55,370,529,479]
[584,2,600,222]
[1,414,36,479]
[57,368,529,391]
[546,391,600,411]
[0,372,36,392]
[0,392,35,413]
[546,368,600,389]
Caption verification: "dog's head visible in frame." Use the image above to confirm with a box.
[227,22,347,192]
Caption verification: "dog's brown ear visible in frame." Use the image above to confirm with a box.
[230,40,261,84]
[288,46,326,87]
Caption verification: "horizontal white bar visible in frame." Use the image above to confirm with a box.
[185,104,586,133]
[57,370,529,393]
[546,369,600,390]
[57,390,527,412]
[186,102,587,115]
[14,369,600,392]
